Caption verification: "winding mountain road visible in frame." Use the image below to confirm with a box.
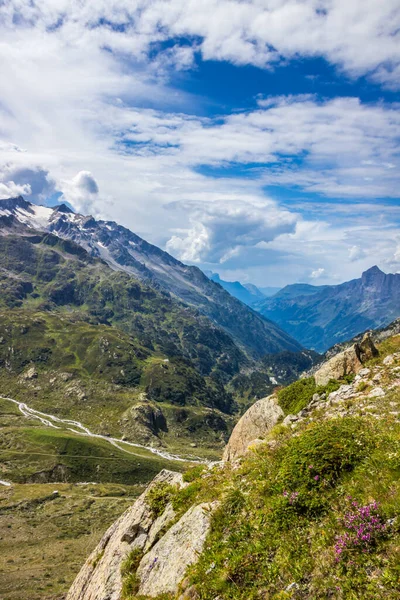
[0,395,206,464]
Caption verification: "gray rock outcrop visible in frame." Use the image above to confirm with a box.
[137,501,218,597]
[223,395,284,461]
[314,332,378,387]
[66,469,183,600]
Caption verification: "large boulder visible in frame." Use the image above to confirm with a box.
[136,501,218,597]
[120,401,167,446]
[314,332,378,387]
[66,470,183,600]
[223,396,284,461]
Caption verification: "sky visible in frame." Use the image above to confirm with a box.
[0,1,400,287]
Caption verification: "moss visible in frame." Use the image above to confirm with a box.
[91,549,104,569]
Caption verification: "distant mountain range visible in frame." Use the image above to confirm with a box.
[255,266,400,352]
[205,272,279,307]
[0,197,301,358]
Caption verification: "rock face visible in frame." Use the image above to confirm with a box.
[121,402,167,446]
[67,470,217,600]
[223,396,284,461]
[314,333,378,387]
[66,470,183,600]
[137,502,218,597]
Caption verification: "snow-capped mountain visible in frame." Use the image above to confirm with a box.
[0,197,302,357]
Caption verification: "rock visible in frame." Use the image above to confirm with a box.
[283,414,298,426]
[137,501,218,597]
[383,355,395,365]
[358,332,379,362]
[66,470,183,600]
[358,367,371,377]
[328,384,355,403]
[368,387,386,398]
[121,402,167,446]
[314,334,378,387]
[223,396,284,461]
[24,366,38,380]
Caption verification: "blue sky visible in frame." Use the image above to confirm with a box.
[0,1,399,286]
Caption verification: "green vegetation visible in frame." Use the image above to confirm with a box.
[0,482,141,600]
[176,414,400,599]
[277,376,317,414]
[146,482,176,518]
[121,548,143,599]
[277,375,354,415]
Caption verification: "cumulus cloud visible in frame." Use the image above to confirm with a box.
[60,171,100,214]
[0,2,399,285]
[166,198,297,263]
[310,267,326,279]
[1,1,400,86]
[348,245,366,262]
[0,164,55,201]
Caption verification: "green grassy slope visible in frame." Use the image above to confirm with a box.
[126,335,400,600]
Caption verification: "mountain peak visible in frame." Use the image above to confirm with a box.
[54,203,74,214]
[361,265,386,282]
[362,265,384,276]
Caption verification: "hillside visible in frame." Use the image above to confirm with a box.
[206,272,268,306]
[0,229,318,469]
[67,326,400,600]
[0,197,302,358]
[256,266,400,352]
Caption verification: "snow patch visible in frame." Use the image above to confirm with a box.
[15,205,53,229]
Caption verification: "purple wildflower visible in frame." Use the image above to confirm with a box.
[334,498,386,561]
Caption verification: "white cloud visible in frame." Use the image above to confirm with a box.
[0,2,400,285]
[1,1,400,86]
[310,267,325,279]
[166,197,297,263]
[348,245,366,262]
[60,171,100,214]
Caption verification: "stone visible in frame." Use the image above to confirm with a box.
[383,355,395,365]
[368,387,386,398]
[24,366,38,380]
[136,501,218,597]
[66,470,183,600]
[328,384,355,403]
[283,414,298,427]
[314,334,378,387]
[223,396,284,461]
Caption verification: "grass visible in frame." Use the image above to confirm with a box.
[179,414,400,599]
[0,482,141,600]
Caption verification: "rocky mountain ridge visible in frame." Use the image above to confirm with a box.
[256,265,400,352]
[0,197,302,358]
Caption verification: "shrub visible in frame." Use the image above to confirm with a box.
[183,464,206,483]
[277,377,316,415]
[146,482,175,518]
[274,419,372,516]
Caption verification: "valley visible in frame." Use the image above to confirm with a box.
[0,197,399,600]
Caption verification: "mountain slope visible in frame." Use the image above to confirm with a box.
[0,197,302,357]
[256,266,400,352]
[68,327,400,600]
[207,272,266,307]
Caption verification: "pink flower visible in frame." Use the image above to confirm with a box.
[314,475,319,481]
